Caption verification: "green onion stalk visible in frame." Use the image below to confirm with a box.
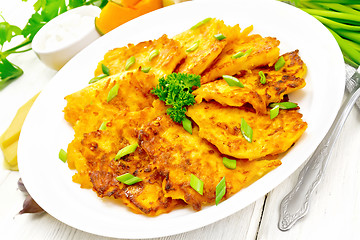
[278,0,360,68]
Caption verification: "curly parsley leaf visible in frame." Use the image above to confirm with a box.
[152,73,201,123]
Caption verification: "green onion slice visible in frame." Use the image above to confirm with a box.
[222,157,237,169]
[274,56,285,71]
[59,149,67,163]
[269,102,298,109]
[241,118,253,143]
[215,176,226,205]
[214,33,226,40]
[190,174,204,195]
[231,48,253,59]
[186,41,200,52]
[270,105,280,119]
[259,71,266,84]
[190,17,212,30]
[89,74,107,84]
[114,143,138,160]
[99,121,109,130]
[125,56,135,70]
[141,66,151,73]
[223,75,244,88]
[116,173,142,185]
[107,83,120,102]
[182,117,192,134]
[101,64,110,76]
[148,49,159,61]
[89,64,110,84]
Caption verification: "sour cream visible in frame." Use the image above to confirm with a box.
[38,14,95,51]
[32,6,101,70]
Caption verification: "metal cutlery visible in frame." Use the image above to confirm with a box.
[278,66,360,231]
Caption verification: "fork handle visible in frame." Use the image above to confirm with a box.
[278,85,360,231]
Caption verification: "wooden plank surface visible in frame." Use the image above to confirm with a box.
[1,1,360,239]
[0,170,265,240]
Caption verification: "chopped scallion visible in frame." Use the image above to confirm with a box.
[223,157,237,169]
[186,41,200,52]
[107,83,120,102]
[214,33,226,40]
[182,117,192,134]
[114,143,138,160]
[270,105,280,119]
[99,121,108,130]
[59,149,67,163]
[141,66,151,73]
[231,48,253,59]
[223,75,244,88]
[116,173,142,185]
[190,174,203,195]
[190,17,212,30]
[149,49,159,61]
[241,118,253,143]
[88,74,107,84]
[269,102,298,109]
[89,64,110,84]
[102,64,110,76]
[125,56,135,70]
[259,71,266,84]
[215,177,226,205]
[274,56,285,71]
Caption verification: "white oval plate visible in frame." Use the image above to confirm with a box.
[18,0,345,238]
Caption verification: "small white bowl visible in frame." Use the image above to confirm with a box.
[32,6,101,71]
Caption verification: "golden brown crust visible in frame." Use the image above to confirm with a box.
[174,19,241,75]
[94,34,186,79]
[193,50,306,113]
[193,80,267,114]
[186,101,307,160]
[138,114,281,210]
[201,34,280,84]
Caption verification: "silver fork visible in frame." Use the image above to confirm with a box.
[278,66,360,231]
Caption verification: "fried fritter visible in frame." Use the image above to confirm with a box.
[64,18,307,216]
[64,70,158,126]
[193,80,267,113]
[201,34,280,84]
[192,50,306,113]
[65,70,158,188]
[173,18,242,75]
[239,50,306,105]
[94,34,186,79]
[138,114,281,210]
[186,101,307,160]
[74,103,185,216]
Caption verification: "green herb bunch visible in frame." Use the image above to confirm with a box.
[151,73,201,123]
[279,0,360,68]
[0,0,108,90]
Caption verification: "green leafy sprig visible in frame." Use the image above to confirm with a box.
[151,73,201,123]
[0,0,108,89]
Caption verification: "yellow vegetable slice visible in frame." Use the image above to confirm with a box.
[2,140,18,170]
[0,93,39,149]
[1,93,39,170]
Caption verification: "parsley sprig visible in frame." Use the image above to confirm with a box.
[151,73,201,123]
[0,0,108,89]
